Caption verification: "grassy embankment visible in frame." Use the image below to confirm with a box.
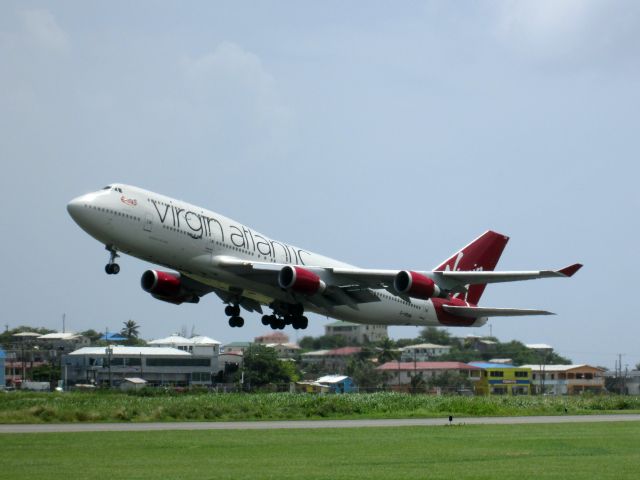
[1,391,639,423]
[2,422,640,479]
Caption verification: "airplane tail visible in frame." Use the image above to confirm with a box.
[434,231,509,304]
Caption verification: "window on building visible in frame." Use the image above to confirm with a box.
[515,371,528,378]
[191,372,210,382]
[490,371,504,377]
[147,358,211,367]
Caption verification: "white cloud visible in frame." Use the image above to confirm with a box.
[21,9,69,53]
[179,42,294,158]
[492,0,640,67]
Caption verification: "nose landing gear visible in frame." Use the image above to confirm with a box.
[105,245,120,275]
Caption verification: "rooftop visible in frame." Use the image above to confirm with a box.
[122,377,147,384]
[149,335,221,346]
[38,332,84,340]
[326,320,360,327]
[317,375,350,384]
[520,364,606,372]
[468,362,520,369]
[69,346,191,356]
[377,361,480,372]
[401,343,451,350]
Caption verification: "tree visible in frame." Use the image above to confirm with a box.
[237,345,297,390]
[409,372,427,393]
[427,371,471,392]
[376,338,399,364]
[345,357,386,390]
[419,327,452,345]
[121,320,140,340]
[80,329,102,343]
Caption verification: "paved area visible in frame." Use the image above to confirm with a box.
[1,414,640,433]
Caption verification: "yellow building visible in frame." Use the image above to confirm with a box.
[470,362,532,396]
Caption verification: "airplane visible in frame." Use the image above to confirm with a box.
[67,184,582,331]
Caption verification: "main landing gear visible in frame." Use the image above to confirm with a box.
[105,245,120,275]
[261,303,308,330]
[225,303,244,328]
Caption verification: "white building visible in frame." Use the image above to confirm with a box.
[264,343,301,358]
[148,334,221,356]
[64,345,216,387]
[324,321,387,343]
[37,332,90,352]
[400,343,451,361]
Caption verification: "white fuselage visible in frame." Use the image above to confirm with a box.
[68,184,469,328]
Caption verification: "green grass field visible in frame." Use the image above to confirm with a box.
[1,422,639,479]
[2,391,640,423]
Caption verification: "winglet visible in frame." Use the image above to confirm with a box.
[557,263,583,277]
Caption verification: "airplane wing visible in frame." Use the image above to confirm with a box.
[210,256,581,306]
[442,306,554,317]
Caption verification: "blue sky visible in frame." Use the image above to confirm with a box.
[1,1,639,368]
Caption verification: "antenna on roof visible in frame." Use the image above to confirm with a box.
[62,313,66,333]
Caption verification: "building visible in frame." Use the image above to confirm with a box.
[254,332,289,345]
[376,361,481,392]
[399,343,451,362]
[223,342,253,354]
[300,347,362,374]
[470,362,532,396]
[264,343,301,358]
[119,377,147,391]
[37,332,90,352]
[64,346,216,387]
[522,364,606,395]
[101,332,127,342]
[316,375,356,393]
[616,370,640,395]
[0,348,5,387]
[298,375,357,394]
[148,335,221,356]
[324,321,387,344]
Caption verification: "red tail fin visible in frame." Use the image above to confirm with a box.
[434,231,509,304]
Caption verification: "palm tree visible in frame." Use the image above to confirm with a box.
[120,319,140,339]
[377,338,399,365]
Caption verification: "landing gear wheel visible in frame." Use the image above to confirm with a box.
[225,305,235,316]
[105,263,120,275]
[228,316,244,328]
[104,245,120,275]
[261,315,271,326]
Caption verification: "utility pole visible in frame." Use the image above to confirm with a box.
[62,313,66,334]
[618,354,623,395]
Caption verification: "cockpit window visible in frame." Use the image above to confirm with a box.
[115,187,123,193]
[102,186,112,190]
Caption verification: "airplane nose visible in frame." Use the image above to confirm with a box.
[67,196,84,221]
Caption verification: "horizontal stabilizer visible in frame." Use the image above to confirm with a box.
[442,305,555,318]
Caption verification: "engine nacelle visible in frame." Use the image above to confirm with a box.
[140,270,199,305]
[278,266,326,295]
[394,271,441,299]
